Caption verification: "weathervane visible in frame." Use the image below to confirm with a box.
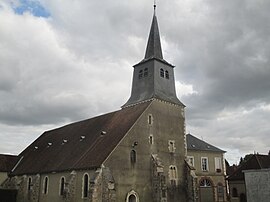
[154,0,157,10]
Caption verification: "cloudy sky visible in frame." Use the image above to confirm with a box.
[1,0,270,165]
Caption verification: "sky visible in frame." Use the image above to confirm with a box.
[0,0,270,165]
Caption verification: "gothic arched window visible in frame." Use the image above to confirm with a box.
[83,173,89,198]
[130,150,136,164]
[27,177,32,192]
[59,177,65,196]
[43,176,49,194]
[160,68,164,78]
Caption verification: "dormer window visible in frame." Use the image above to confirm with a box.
[138,70,143,79]
[165,70,169,79]
[144,68,148,77]
[160,68,164,78]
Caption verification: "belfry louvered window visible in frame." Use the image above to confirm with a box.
[138,70,143,79]
[165,70,169,79]
[160,68,164,78]
[144,68,148,77]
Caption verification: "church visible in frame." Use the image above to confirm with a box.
[2,5,195,202]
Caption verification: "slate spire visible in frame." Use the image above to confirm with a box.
[144,4,163,60]
[122,4,184,108]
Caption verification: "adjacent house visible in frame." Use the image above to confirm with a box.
[243,168,270,202]
[227,154,270,202]
[186,134,227,202]
[0,154,19,185]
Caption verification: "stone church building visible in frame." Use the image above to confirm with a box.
[2,6,196,202]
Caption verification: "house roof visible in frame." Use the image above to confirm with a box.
[228,154,270,181]
[0,154,19,172]
[186,134,225,153]
[11,102,150,175]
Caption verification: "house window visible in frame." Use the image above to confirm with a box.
[187,156,194,167]
[27,177,32,192]
[165,70,169,79]
[83,173,89,198]
[215,157,222,172]
[201,157,208,171]
[144,68,148,77]
[168,140,176,153]
[199,178,212,187]
[169,166,177,185]
[232,187,238,197]
[130,150,136,164]
[160,68,164,78]
[59,177,65,196]
[138,70,143,79]
[43,176,49,194]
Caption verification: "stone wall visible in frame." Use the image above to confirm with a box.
[244,169,270,202]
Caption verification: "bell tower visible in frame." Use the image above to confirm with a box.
[123,5,184,108]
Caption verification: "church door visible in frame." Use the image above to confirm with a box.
[128,194,137,202]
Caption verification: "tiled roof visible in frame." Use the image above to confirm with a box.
[0,154,19,172]
[186,134,225,153]
[11,102,150,175]
[228,154,270,180]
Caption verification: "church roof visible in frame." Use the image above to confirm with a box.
[135,7,173,67]
[186,133,225,153]
[0,154,19,172]
[145,10,163,60]
[11,102,150,175]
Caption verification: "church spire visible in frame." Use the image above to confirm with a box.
[122,4,184,108]
[144,4,163,60]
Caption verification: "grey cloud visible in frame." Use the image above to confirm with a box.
[0,1,270,164]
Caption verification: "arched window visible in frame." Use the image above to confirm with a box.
[199,178,212,187]
[149,135,153,144]
[83,173,89,198]
[27,177,32,192]
[165,70,169,79]
[232,187,238,197]
[43,176,49,194]
[143,68,148,77]
[169,165,177,185]
[59,177,65,196]
[126,190,139,202]
[148,114,152,125]
[130,150,136,164]
[160,68,164,78]
[138,70,143,79]
[168,140,176,153]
